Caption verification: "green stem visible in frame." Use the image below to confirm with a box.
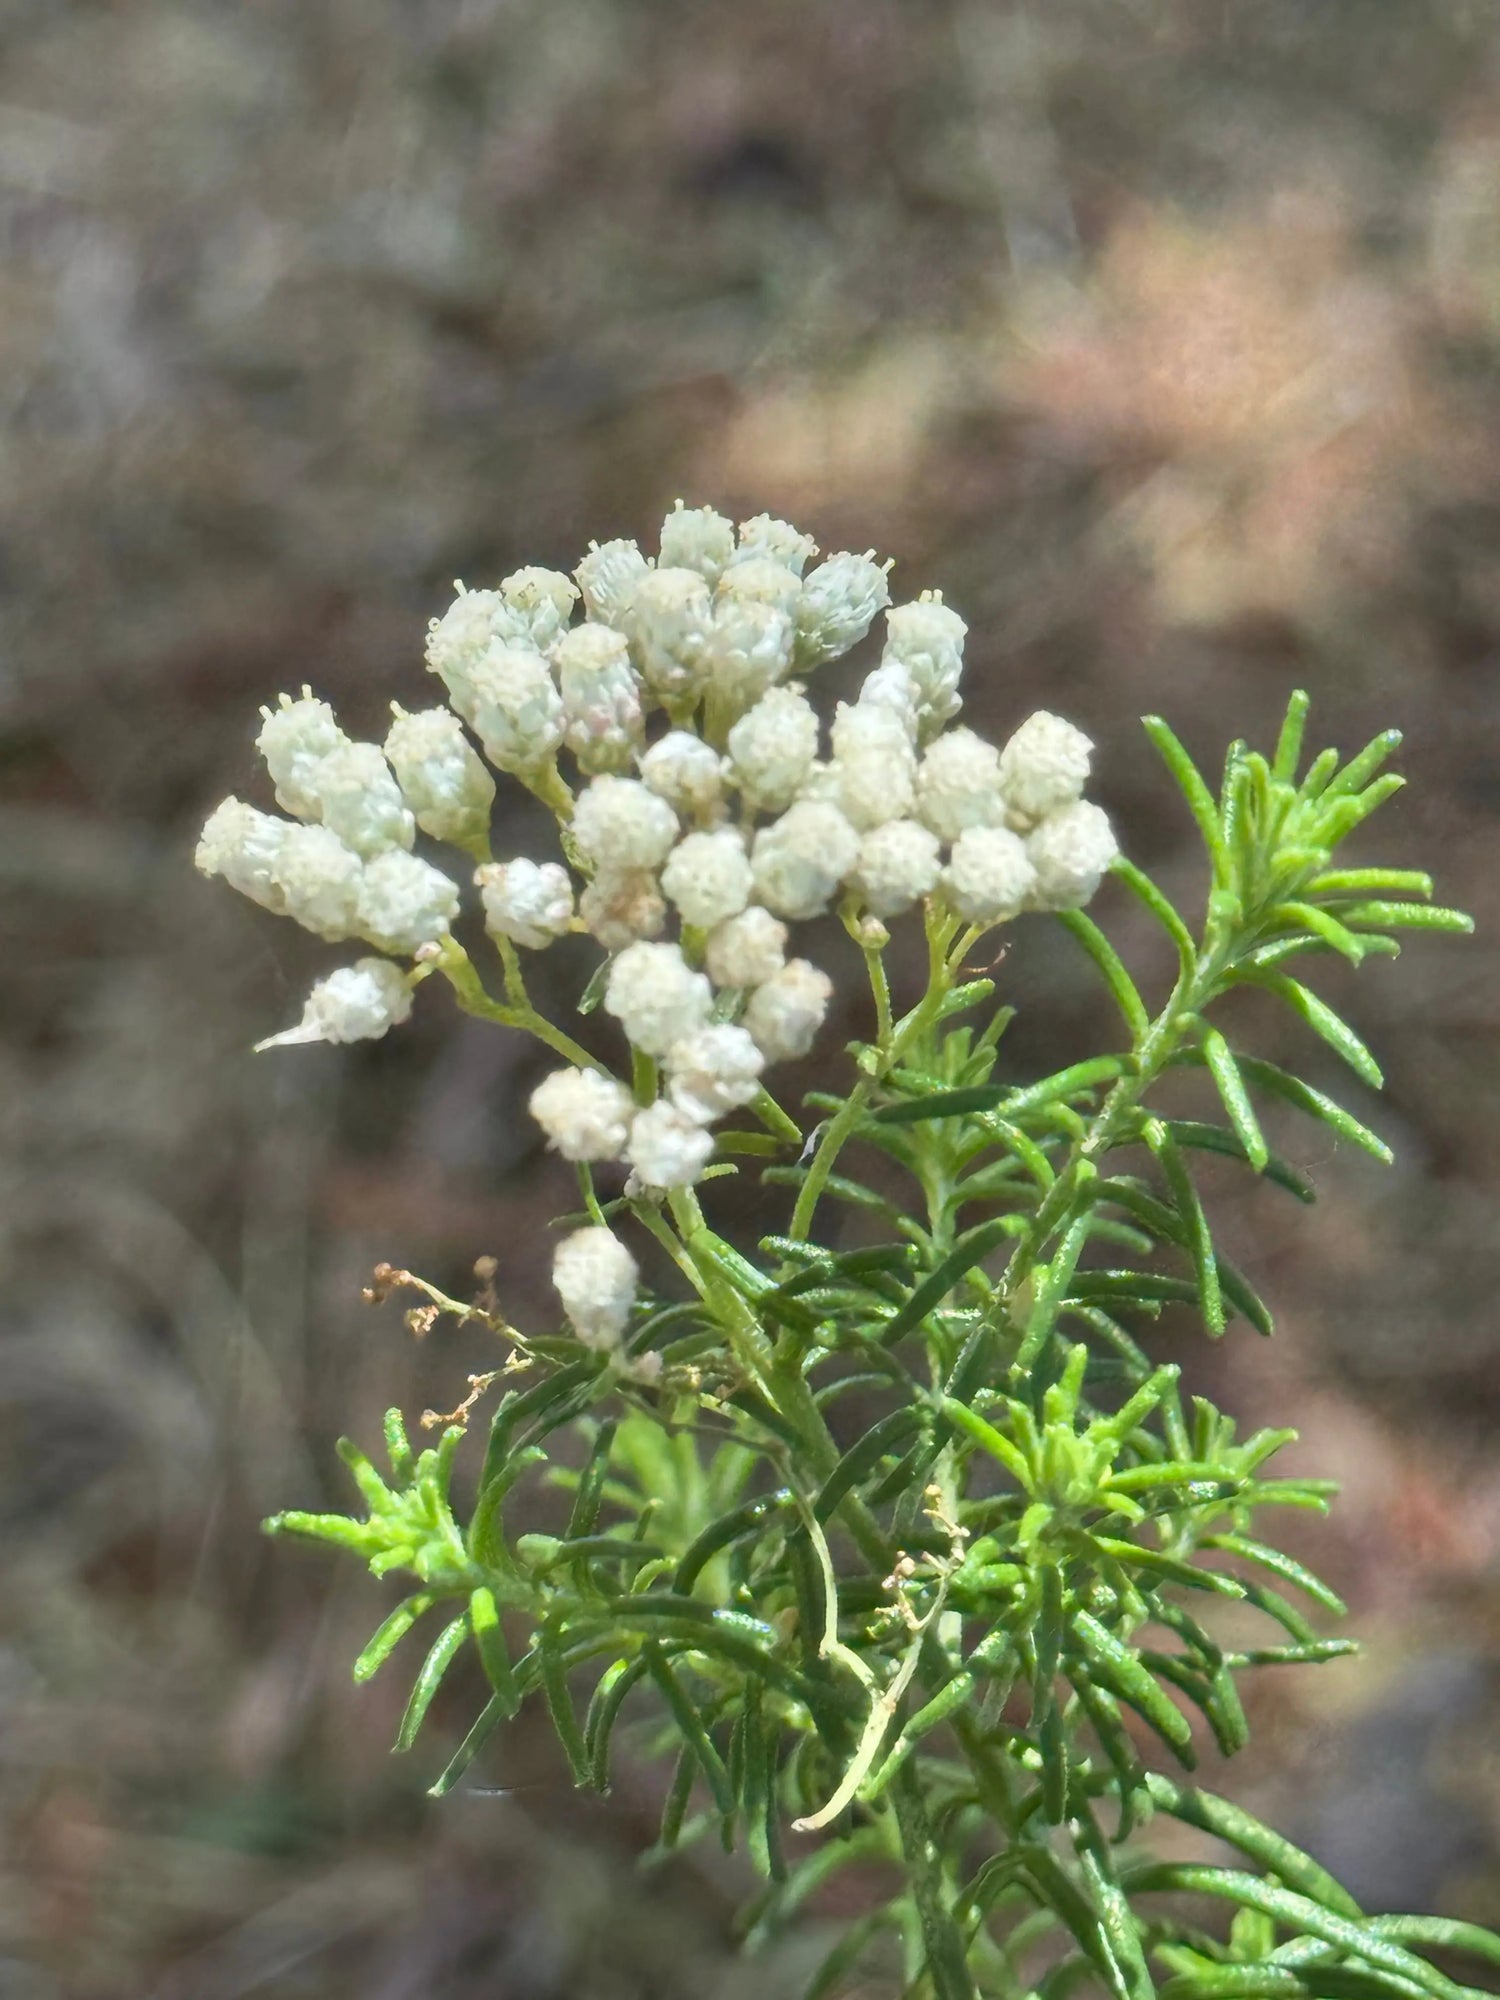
[440,943,602,1072]
[892,1763,978,2000]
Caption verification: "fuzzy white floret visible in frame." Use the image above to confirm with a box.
[882,594,967,742]
[553,1226,638,1349]
[356,849,461,953]
[717,558,803,619]
[858,659,920,736]
[257,958,413,1051]
[639,730,726,823]
[499,566,579,652]
[466,644,565,774]
[256,693,349,820]
[850,820,941,918]
[703,597,794,712]
[998,710,1093,826]
[270,824,366,940]
[476,858,574,949]
[572,775,679,873]
[665,1023,765,1123]
[704,906,788,990]
[828,701,917,830]
[734,514,819,576]
[385,705,495,849]
[529,1067,635,1162]
[1027,801,1118,910]
[628,566,713,703]
[750,800,860,921]
[796,551,892,668]
[626,1101,715,1189]
[196,797,292,911]
[425,584,531,715]
[575,539,651,631]
[304,741,416,859]
[579,867,667,951]
[916,726,1006,842]
[742,958,833,1062]
[658,501,736,585]
[727,685,819,812]
[660,827,753,929]
[941,825,1037,926]
[554,623,644,775]
[603,941,712,1057]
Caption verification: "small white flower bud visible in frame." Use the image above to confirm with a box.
[940,825,1037,926]
[256,958,413,1051]
[742,958,833,1062]
[628,567,713,704]
[717,558,803,620]
[572,775,679,873]
[385,705,496,850]
[270,824,366,940]
[256,692,349,820]
[882,594,967,742]
[499,566,578,652]
[466,645,565,775]
[858,658,920,736]
[575,539,651,631]
[1027,801,1119,910]
[658,500,735,584]
[750,800,860,921]
[425,583,531,715]
[529,1067,635,1162]
[604,941,712,1057]
[553,623,644,774]
[660,827,752,929]
[196,797,291,911]
[998,710,1093,826]
[665,1023,765,1123]
[704,905,787,990]
[828,701,917,830]
[476,858,574,949]
[795,759,840,804]
[579,867,666,951]
[639,730,726,823]
[356,849,461,954]
[796,551,892,668]
[916,726,1006,842]
[850,820,941,919]
[626,1101,715,1188]
[733,514,819,576]
[303,741,416,859]
[553,1225,638,1349]
[703,597,794,712]
[727,685,819,812]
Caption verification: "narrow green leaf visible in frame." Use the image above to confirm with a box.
[426,1688,510,1797]
[1310,869,1432,899]
[999,1056,1128,1120]
[540,1633,591,1785]
[1058,910,1151,1039]
[1234,1056,1392,1164]
[659,1743,696,1850]
[1148,1122,1224,1337]
[1113,857,1198,978]
[468,1587,520,1714]
[1272,903,1369,965]
[1365,1918,1500,1972]
[1161,1120,1315,1204]
[873,1084,1009,1124]
[394,1613,468,1752]
[1143,1777,1362,1920]
[585,1656,646,1790]
[815,1407,924,1520]
[566,1419,618,1540]
[1014,1208,1095,1376]
[1203,1534,1346,1615]
[1250,974,1383,1088]
[880,1216,1015,1345]
[940,1396,1030,1485]
[645,1646,736,1816]
[674,1490,787,1594]
[354,1593,433,1682]
[1322,728,1402,800]
[1143,715,1229,880]
[1144,1650,1249,1757]
[1071,1611,1196,1765]
[1201,1030,1269,1173]
[1272,690,1311,783]
[1336,902,1474,935]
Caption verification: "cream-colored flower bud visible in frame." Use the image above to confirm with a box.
[660,827,752,929]
[476,858,574,949]
[733,514,819,576]
[626,1101,714,1189]
[726,685,819,813]
[425,583,529,717]
[270,824,366,941]
[916,726,1006,842]
[554,624,644,774]
[385,705,496,850]
[604,941,711,1057]
[256,958,413,1051]
[742,958,833,1062]
[466,645,565,775]
[704,905,787,989]
[795,551,892,668]
[572,775,679,873]
[882,593,967,742]
[998,710,1093,826]
[658,500,735,585]
[195,798,291,912]
[858,659,920,736]
[356,849,461,954]
[828,701,917,830]
[850,820,941,919]
[940,825,1037,926]
[716,558,803,620]
[628,566,713,704]
[665,1023,765,1123]
[256,692,349,820]
[500,566,578,652]
[529,1067,635,1162]
[575,539,651,631]
[1027,801,1118,910]
[703,597,795,712]
[639,730,726,823]
[303,741,416,859]
[553,1225,638,1349]
[750,800,860,921]
[579,867,666,951]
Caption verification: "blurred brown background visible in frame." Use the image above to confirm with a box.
[4,3,1499,1994]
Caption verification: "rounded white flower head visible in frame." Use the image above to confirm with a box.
[660,827,752,929]
[999,710,1093,827]
[304,741,416,859]
[579,867,667,952]
[356,849,461,954]
[658,500,735,585]
[575,539,651,631]
[734,514,819,576]
[1027,801,1119,910]
[882,594,967,743]
[858,658,920,737]
[917,726,1006,843]
[553,1226,638,1350]
[554,623,644,775]
[196,797,291,912]
[727,685,819,813]
[425,584,527,715]
[705,905,787,990]
[717,558,803,621]
[639,730,726,824]
[743,958,833,1062]
[626,1100,715,1189]
[750,799,860,921]
[665,1023,765,1124]
[941,826,1037,926]
[795,551,892,668]
[271,824,365,940]
[384,705,495,851]
[628,566,713,704]
[603,940,712,1058]
[529,1067,635,1162]
[850,820,941,919]
[828,699,917,831]
[499,566,578,652]
[571,775,679,874]
[466,644,565,775]
[256,692,348,821]
[704,597,794,713]
[257,958,413,1051]
[476,858,574,950]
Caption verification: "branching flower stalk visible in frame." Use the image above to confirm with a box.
[198,503,1498,2000]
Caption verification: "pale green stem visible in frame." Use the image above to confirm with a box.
[439,942,602,1072]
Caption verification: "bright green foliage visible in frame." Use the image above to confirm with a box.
[267,699,1495,2000]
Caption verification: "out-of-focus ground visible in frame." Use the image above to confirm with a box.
[3,3,1499,1994]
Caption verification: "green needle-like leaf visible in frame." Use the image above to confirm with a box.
[1200,1030,1269,1173]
